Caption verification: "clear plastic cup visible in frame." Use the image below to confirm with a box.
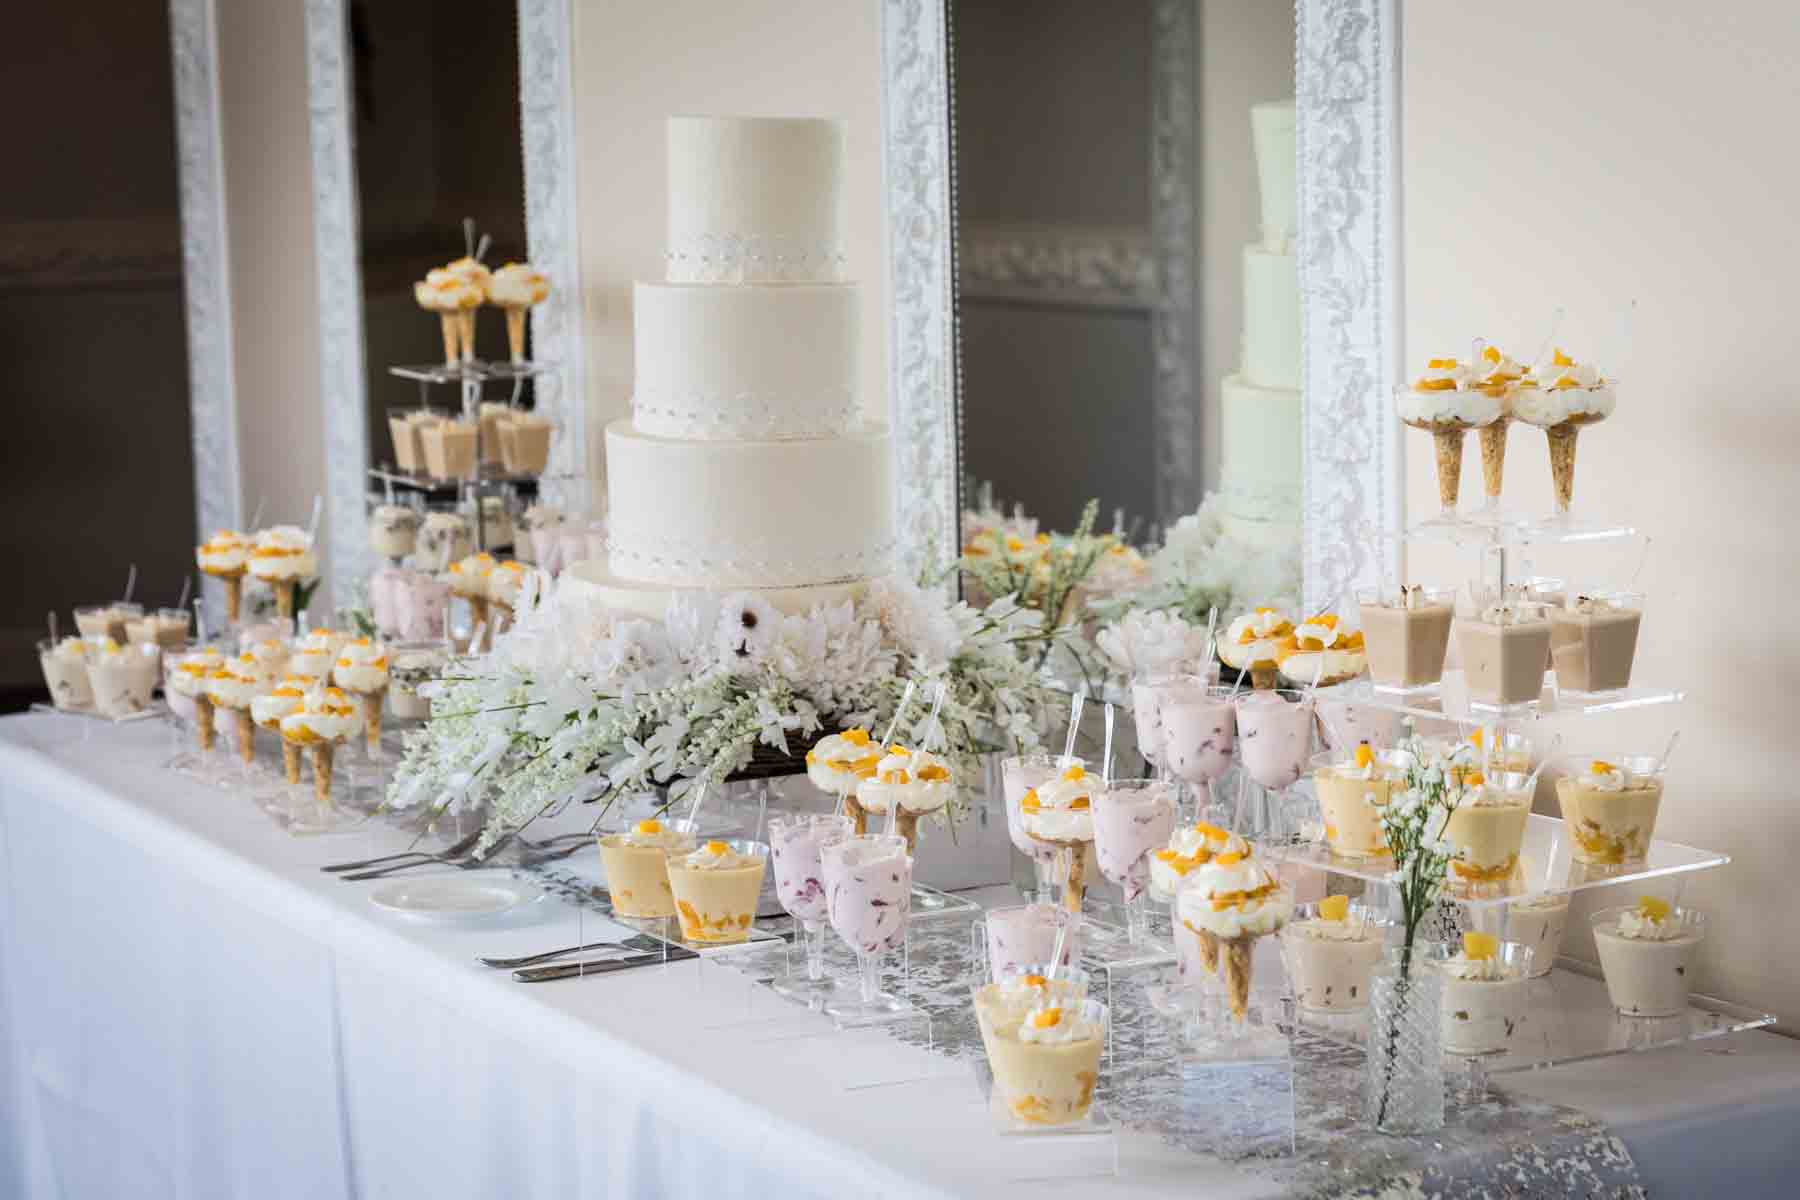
[1591,904,1704,1017]
[38,638,94,710]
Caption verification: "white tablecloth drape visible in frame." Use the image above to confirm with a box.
[3,713,1797,1199]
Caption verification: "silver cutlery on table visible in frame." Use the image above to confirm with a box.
[513,948,699,982]
[479,934,666,970]
[320,828,485,873]
[334,832,590,882]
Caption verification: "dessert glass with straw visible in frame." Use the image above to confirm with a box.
[768,813,854,1002]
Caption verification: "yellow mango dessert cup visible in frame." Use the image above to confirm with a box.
[598,818,699,919]
[1555,756,1664,865]
[977,992,1108,1128]
[664,838,768,943]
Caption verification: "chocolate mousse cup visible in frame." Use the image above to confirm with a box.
[1358,587,1455,690]
[1455,602,1553,707]
[1548,591,1643,693]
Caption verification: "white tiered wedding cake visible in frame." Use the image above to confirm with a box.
[1218,100,1301,550]
[568,117,894,618]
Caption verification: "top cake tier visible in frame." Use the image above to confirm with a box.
[1250,100,1296,248]
[666,116,848,284]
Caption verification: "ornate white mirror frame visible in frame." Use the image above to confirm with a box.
[881,0,1405,602]
[171,0,588,606]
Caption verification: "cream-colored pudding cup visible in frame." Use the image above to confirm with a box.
[1444,772,1532,887]
[980,996,1107,1127]
[38,639,94,710]
[1504,893,1569,978]
[1440,942,1534,1055]
[1309,749,1410,859]
[664,840,769,943]
[972,972,1091,1062]
[1280,903,1387,1012]
[1548,591,1643,693]
[1456,609,1553,706]
[1358,586,1455,688]
[1555,759,1663,865]
[1591,905,1704,1018]
[598,821,699,919]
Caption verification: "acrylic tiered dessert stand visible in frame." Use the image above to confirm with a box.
[1306,512,1772,1092]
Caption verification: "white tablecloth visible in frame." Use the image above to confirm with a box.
[3,712,1797,1198]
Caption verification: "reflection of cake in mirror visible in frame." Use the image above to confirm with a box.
[1217,99,1301,551]
[563,116,892,621]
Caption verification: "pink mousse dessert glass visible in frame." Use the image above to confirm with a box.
[821,834,915,1023]
[768,813,854,1003]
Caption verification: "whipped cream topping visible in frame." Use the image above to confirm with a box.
[167,648,224,696]
[1575,759,1630,791]
[251,678,309,727]
[804,728,882,795]
[333,638,389,693]
[1442,951,1510,982]
[448,552,496,595]
[1471,344,1527,389]
[857,747,954,815]
[1288,913,1375,942]
[1022,766,1096,843]
[1177,837,1294,938]
[197,530,247,574]
[488,262,549,307]
[1512,891,1569,913]
[206,657,267,709]
[45,637,89,663]
[1476,602,1549,626]
[415,264,485,310]
[247,525,317,581]
[680,840,761,870]
[1614,908,1683,940]
[1513,349,1616,425]
[1221,607,1293,668]
[488,561,532,607]
[615,818,694,851]
[279,687,363,743]
[1568,593,1632,615]
[1396,362,1505,425]
[1015,1003,1097,1046]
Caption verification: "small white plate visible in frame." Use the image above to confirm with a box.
[369,876,544,921]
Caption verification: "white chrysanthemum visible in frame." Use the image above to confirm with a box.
[715,592,780,662]
[1094,607,1211,678]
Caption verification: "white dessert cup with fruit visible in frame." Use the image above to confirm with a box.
[1439,932,1534,1056]
[665,838,769,945]
[1281,895,1388,1013]
[1555,755,1665,866]
[598,818,699,920]
[1592,897,1704,1018]
[979,993,1108,1130]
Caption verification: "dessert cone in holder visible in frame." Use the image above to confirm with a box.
[1221,934,1256,1020]
[310,741,337,807]
[844,794,868,837]
[353,689,386,754]
[1189,922,1222,975]
[233,708,256,765]
[220,572,244,623]
[273,579,297,620]
[1058,841,1090,915]
[457,310,477,362]
[1429,424,1467,511]
[1544,416,1603,513]
[1250,664,1279,690]
[437,312,459,367]
[894,810,920,854]
[282,739,302,785]
[194,694,216,752]
[1478,417,1509,505]
[466,595,491,640]
[503,306,528,364]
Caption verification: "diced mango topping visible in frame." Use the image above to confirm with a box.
[1415,377,1459,391]
[889,745,911,757]
[1319,894,1350,922]
[1552,348,1573,367]
[916,764,951,782]
[1590,760,1617,775]
[704,841,729,855]
[1030,1007,1063,1029]
[1427,358,1459,369]
[1061,765,1086,782]
[1022,974,1048,989]
[1354,744,1375,769]
[1068,797,1090,811]
[1462,931,1499,960]
[1021,789,1041,814]
[1483,346,1502,364]
[879,769,912,785]
[1194,821,1229,842]
[635,819,662,835]
[1464,771,1485,787]
[1637,895,1671,921]
[1215,850,1245,867]
[842,728,872,746]
[1005,536,1025,552]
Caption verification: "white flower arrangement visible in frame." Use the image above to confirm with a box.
[1093,607,1214,679]
[389,574,1051,853]
[1127,493,1301,628]
[1379,727,1477,967]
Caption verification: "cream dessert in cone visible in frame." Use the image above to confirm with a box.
[247,526,316,621]
[1276,613,1367,687]
[854,746,954,852]
[1219,606,1293,689]
[443,256,492,361]
[206,653,271,764]
[196,529,249,622]
[487,561,538,636]
[1021,763,1097,915]
[414,266,485,366]
[1468,344,1528,505]
[331,637,390,754]
[447,552,496,644]
[279,687,362,805]
[488,262,549,363]
[804,727,883,833]
[251,676,309,784]
[1150,819,1230,902]
[165,646,222,730]
[287,627,344,686]
[1396,357,1504,513]
[1512,349,1616,514]
[1175,836,1294,1020]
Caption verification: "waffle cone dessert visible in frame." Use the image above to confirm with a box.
[438,312,459,367]
[895,810,920,854]
[274,580,297,620]
[282,740,302,785]
[234,709,255,765]
[310,742,336,807]
[1543,418,1603,512]
[355,689,386,754]
[1431,426,1466,510]
[844,794,868,837]
[195,695,215,752]
[1062,842,1089,914]
[1250,665,1279,690]
[1479,418,1509,502]
[1221,934,1256,1020]
[1188,922,1222,975]
[221,574,244,623]
[504,306,527,363]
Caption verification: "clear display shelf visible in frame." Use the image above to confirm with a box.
[1398,510,1639,548]
[1280,813,1728,908]
[387,359,557,385]
[367,463,584,493]
[1315,670,1684,723]
[1297,965,1774,1081]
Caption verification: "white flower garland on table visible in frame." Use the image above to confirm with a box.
[389,573,1051,854]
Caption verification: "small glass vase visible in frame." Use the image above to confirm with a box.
[1363,941,1448,1134]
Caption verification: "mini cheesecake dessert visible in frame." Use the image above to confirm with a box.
[1556,756,1664,865]
[1219,606,1294,690]
[664,839,768,943]
[1276,613,1367,688]
[1281,895,1386,1012]
[1440,932,1533,1055]
[1505,891,1570,978]
[1444,770,1532,888]
[1456,599,1552,707]
[1310,744,1409,859]
[1592,896,1705,1018]
[978,993,1108,1127]
[1359,585,1455,689]
[1548,591,1643,693]
[599,818,698,919]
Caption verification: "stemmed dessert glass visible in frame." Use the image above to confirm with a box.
[1000,753,1075,903]
[1160,681,1238,817]
[1090,778,1177,947]
[768,812,853,1003]
[1232,688,1316,839]
[820,833,916,1024]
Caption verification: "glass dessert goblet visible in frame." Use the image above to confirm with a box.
[768,813,854,1002]
[821,833,915,1023]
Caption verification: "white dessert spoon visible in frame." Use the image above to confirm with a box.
[1657,730,1680,776]
[1100,702,1116,785]
[1060,689,1086,770]
[886,682,948,839]
[1200,605,1219,677]
[122,564,137,605]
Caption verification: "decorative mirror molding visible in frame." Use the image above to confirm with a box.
[518,0,589,516]
[303,0,370,605]
[880,0,960,582]
[169,0,242,547]
[1295,0,1405,614]
[1148,0,1200,525]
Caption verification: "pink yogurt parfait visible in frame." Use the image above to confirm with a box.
[1234,689,1316,791]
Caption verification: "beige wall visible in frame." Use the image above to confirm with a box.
[1405,1,1800,1026]
[570,0,888,494]
[217,0,324,546]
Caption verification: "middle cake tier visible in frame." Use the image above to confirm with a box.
[633,280,860,440]
[605,419,893,589]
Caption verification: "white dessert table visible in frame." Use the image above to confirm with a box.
[2,712,1796,1199]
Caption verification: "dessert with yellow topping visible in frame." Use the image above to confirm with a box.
[1280,895,1386,1012]
[665,839,768,943]
[165,646,224,742]
[853,745,954,852]
[1310,744,1406,859]
[488,262,550,363]
[1150,820,1231,901]
[976,993,1107,1127]
[1174,835,1294,1018]
[1443,768,1532,888]
[251,676,311,783]
[1511,348,1616,514]
[247,526,317,619]
[37,636,94,712]
[332,638,390,754]
[278,687,363,805]
[1555,755,1664,865]
[414,264,485,365]
[205,653,272,764]
[1592,897,1705,1017]
[1219,606,1293,689]
[1275,613,1367,687]
[1395,351,1506,512]
[1021,764,1098,914]
[195,529,249,621]
[598,817,700,919]
[1441,931,1533,1054]
[1359,584,1455,689]
[804,727,882,833]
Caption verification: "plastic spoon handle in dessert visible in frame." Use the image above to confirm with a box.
[1101,702,1115,784]
[306,493,323,542]
[47,611,56,644]
[685,778,710,830]
[1061,689,1086,769]
[1046,912,1074,982]
[176,575,192,613]
[1523,734,1562,792]
[1201,606,1219,671]
[1658,730,1680,774]
[919,679,949,752]
[881,679,918,751]
[122,563,137,605]
[248,495,266,532]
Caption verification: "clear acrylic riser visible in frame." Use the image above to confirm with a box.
[1397,510,1640,548]
[1297,963,1773,1087]
[1316,670,1683,723]
[1281,812,1727,908]
[367,462,583,494]
[387,359,557,385]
